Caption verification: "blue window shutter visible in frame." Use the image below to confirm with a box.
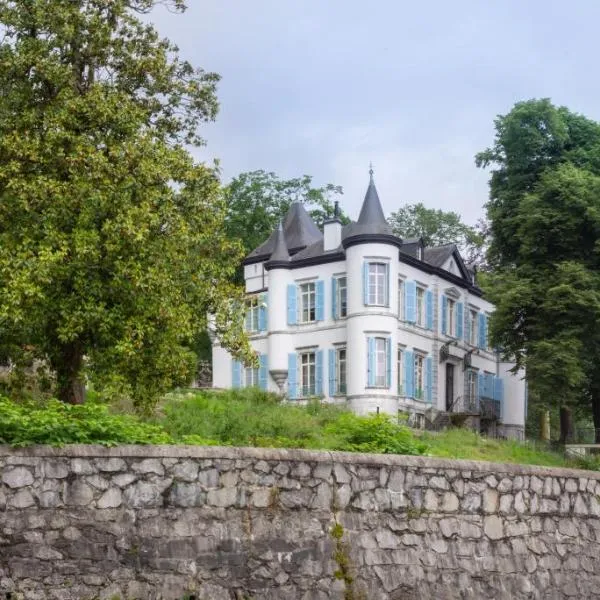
[405,280,416,323]
[315,350,324,396]
[441,295,447,335]
[363,263,369,305]
[315,280,325,321]
[477,372,485,402]
[465,309,471,343]
[258,293,268,332]
[367,337,375,387]
[328,349,336,396]
[232,360,241,389]
[287,284,297,325]
[482,314,488,348]
[386,338,392,388]
[456,302,463,340]
[259,355,268,390]
[425,356,433,403]
[287,353,298,399]
[425,290,433,330]
[478,313,486,348]
[404,351,414,397]
[331,278,338,320]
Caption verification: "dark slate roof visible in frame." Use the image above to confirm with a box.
[342,172,397,241]
[265,221,290,266]
[245,201,323,263]
[290,239,344,263]
[423,244,455,268]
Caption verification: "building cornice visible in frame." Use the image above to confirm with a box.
[342,233,404,251]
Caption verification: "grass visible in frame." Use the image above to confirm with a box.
[153,388,597,470]
[420,428,571,468]
[3,388,598,470]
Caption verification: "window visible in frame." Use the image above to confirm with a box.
[244,365,259,388]
[336,277,347,318]
[397,347,403,394]
[245,296,260,332]
[368,263,388,306]
[300,282,316,323]
[485,315,491,350]
[414,354,425,400]
[416,287,425,327]
[374,338,387,387]
[469,310,478,345]
[336,348,347,394]
[466,369,477,408]
[398,279,404,319]
[447,298,455,337]
[299,351,316,397]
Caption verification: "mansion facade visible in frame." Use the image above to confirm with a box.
[212,171,526,439]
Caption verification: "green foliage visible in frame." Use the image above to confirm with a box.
[477,99,600,429]
[0,0,253,409]
[324,413,428,455]
[0,396,172,447]
[387,203,485,265]
[224,170,346,280]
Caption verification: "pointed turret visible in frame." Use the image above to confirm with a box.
[342,167,402,249]
[265,221,290,269]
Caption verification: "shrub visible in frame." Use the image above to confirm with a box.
[325,413,429,455]
[0,396,173,446]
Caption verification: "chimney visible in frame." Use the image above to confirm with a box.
[323,201,342,252]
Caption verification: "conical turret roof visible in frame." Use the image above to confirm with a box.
[245,200,323,263]
[265,221,290,268]
[342,168,401,248]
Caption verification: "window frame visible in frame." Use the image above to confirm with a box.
[244,365,259,388]
[336,347,347,394]
[299,282,316,324]
[299,351,316,397]
[367,262,389,306]
[336,276,348,319]
[416,286,425,327]
[397,346,403,395]
[373,337,388,387]
[447,297,456,337]
[469,309,478,346]
[398,278,404,320]
[245,296,260,332]
[414,354,425,400]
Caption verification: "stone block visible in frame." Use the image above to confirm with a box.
[441,492,459,512]
[122,481,163,508]
[207,486,239,508]
[43,460,69,479]
[483,515,504,540]
[95,458,126,472]
[483,488,499,513]
[65,481,95,506]
[97,487,122,509]
[9,489,35,508]
[2,467,33,489]
[171,460,199,482]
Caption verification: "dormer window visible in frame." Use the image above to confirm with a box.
[417,246,423,260]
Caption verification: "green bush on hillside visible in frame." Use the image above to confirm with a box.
[0,397,173,446]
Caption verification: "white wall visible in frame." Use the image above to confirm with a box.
[213,244,525,435]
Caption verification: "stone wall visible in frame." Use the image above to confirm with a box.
[1,445,600,600]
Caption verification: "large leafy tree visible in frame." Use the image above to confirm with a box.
[387,203,485,266]
[0,0,252,409]
[224,170,345,262]
[476,99,600,439]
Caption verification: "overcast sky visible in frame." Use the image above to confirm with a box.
[150,1,600,225]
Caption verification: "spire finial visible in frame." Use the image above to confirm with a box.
[369,161,374,181]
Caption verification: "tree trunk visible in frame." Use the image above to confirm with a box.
[55,343,85,404]
[592,392,600,444]
[540,410,551,441]
[558,406,574,444]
